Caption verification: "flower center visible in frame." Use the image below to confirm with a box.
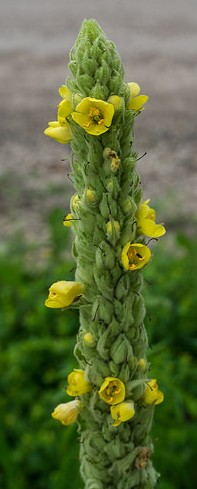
[106,381,121,402]
[85,106,104,126]
[127,248,145,269]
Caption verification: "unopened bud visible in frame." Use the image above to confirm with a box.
[107,95,124,111]
[106,219,120,244]
[85,189,97,203]
[138,358,147,370]
[83,332,95,347]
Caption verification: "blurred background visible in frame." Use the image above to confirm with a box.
[0,0,196,488]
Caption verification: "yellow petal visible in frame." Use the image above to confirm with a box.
[63,213,74,227]
[44,124,72,144]
[66,369,92,396]
[45,281,84,308]
[121,243,151,271]
[111,401,135,426]
[143,379,164,405]
[128,95,149,111]
[59,85,72,100]
[137,200,166,238]
[139,219,166,238]
[58,99,72,119]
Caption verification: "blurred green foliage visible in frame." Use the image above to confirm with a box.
[0,210,196,489]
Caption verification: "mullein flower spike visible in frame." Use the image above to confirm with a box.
[44,19,166,489]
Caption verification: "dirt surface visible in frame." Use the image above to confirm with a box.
[1,0,197,246]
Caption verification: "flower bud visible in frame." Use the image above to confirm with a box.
[66,369,92,396]
[138,358,147,370]
[83,332,96,347]
[106,220,120,243]
[52,400,81,425]
[107,95,124,111]
[85,189,97,203]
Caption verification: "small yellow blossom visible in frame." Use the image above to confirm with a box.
[66,369,92,396]
[44,120,72,144]
[63,213,75,227]
[99,377,125,405]
[72,97,114,136]
[45,281,84,308]
[51,400,81,425]
[83,332,95,346]
[143,379,164,405]
[111,401,135,426]
[136,199,166,238]
[128,82,149,111]
[121,242,151,271]
[44,92,73,144]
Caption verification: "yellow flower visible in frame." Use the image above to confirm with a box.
[110,401,135,426]
[63,213,75,227]
[121,242,151,271]
[51,400,81,425]
[127,82,149,111]
[45,281,84,308]
[71,97,114,136]
[143,379,164,405]
[136,199,166,238]
[44,93,72,144]
[44,120,72,144]
[98,377,125,405]
[66,369,92,396]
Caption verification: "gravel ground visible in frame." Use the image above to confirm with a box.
[1,0,197,246]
